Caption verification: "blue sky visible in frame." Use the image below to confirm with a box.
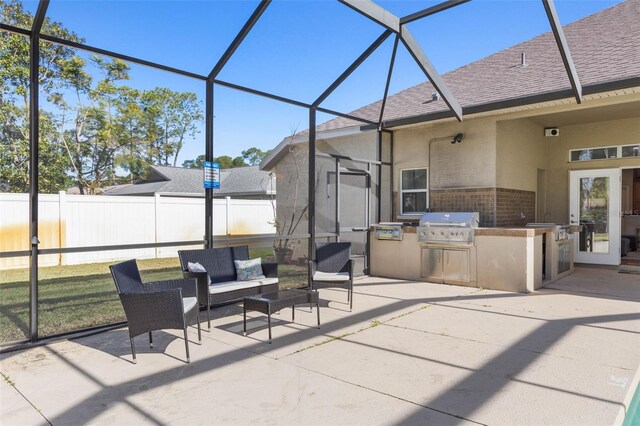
[19,0,623,165]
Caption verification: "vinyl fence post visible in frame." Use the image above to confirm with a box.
[58,190,65,266]
[225,196,231,237]
[154,193,161,258]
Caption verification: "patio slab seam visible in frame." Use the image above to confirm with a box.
[430,296,640,333]
[1,371,52,425]
[278,303,434,359]
[380,321,636,374]
[389,295,640,372]
[274,347,488,426]
[282,319,633,425]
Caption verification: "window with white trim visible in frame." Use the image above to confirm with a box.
[569,143,640,162]
[400,168,428,215]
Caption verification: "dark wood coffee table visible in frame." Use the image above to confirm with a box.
[243,289,320,342]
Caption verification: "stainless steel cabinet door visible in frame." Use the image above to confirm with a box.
[421,248,443,281]
[558,241,571,274]
[443,249,470,282]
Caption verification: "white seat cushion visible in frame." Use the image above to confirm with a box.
[182,296,198,313]
[313,271,350,282]
[209,277,278,295]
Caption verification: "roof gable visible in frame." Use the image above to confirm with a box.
[316,0,639,131]
[104,165,275,197]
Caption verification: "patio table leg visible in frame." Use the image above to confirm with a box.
[316,302,320,328]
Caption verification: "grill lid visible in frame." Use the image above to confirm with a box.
[419,212,479,228]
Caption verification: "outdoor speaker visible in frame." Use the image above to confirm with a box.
[544,127,559,137]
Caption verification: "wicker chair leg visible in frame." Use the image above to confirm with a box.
[149,332,153,348]
[197,316,202,343]
[207,301,211,330]
[309,286,317,312]
[184,328,191,363]
[130,337,137,364]
[349,285,353,311]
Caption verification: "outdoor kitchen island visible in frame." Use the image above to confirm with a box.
[370,222,576,293]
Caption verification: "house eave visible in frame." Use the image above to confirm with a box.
[365,76,640,130]
[260,125,373,171]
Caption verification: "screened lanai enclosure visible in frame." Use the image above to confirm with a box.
[0,0,584,347]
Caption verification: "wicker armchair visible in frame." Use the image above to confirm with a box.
[109,259,201,364]
[309,242,355,311]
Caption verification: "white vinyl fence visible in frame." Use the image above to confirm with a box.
[0,192,276,269]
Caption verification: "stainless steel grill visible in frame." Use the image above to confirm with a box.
[417,212,480,244]
[417,212,479,286]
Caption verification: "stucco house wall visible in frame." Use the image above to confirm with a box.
[393,116,553,227]
[393,118,496,187]
[495,117,547,225]
[270,130,386,259]
[496,118,547,193]
[392,117,499,225]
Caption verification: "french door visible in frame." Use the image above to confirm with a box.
[569,169,621,265]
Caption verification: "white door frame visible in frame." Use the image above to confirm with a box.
[569,168,621,265]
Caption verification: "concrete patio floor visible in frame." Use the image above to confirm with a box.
[1,266,639,425]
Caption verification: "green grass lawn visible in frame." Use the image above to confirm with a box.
[0,252,307,344]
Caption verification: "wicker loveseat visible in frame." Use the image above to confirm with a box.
[178,246,278,328]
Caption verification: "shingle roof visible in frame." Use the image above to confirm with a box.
[104,165,275,197]
[316,0,639,131]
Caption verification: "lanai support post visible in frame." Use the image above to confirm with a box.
[28,0,49,341]
[205,80,214,248]
[308,108,317,280]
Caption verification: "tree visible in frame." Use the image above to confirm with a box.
[139,88,202,167]
[182,154,205,169]
[52,55,134,192]
[182,154,246,169]
[0,0,204,193]
[182,146,270,170]
[241,147,271,166]
[214,155,245,169]
[231,156,245,167]
[0,0,79,193]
